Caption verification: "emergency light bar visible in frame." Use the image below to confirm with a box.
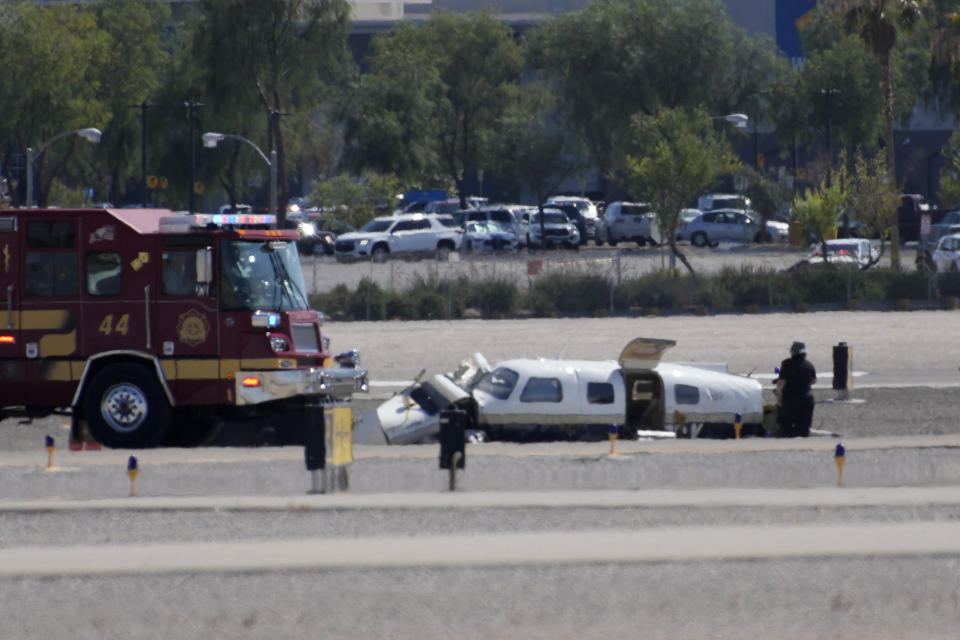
[159,213,277,233]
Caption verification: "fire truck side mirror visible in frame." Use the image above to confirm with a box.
[195,248,213,296]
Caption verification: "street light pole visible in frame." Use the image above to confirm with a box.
[26,127,102,207]
[202,132,277,225]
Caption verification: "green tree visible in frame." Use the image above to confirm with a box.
[938,128,960,207]
[623,107,741,280]
[492,83,587,216]
[309,171,401,228]
[741,165,793,242]
[827,0,924,268]
[345,12,522,207]
[844,150,900,268]
[798,35,885,158]
[0,4,110,206]
[193,0,352,225]
[529,0,781,194]
[90,0,172,207]
[793,174,846,259]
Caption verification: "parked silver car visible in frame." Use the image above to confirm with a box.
[931,233,960,272]
[677,209,788,247]
[595,201,656,246]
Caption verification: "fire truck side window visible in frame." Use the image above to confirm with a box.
[26,221,76,248]
[24,221,78,297]
[161,251,198,296]
[86,252,123,296]
[25,252,77,297]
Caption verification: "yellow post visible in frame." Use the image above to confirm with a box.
[609,425,618,455]
[734,413,743,440]
[45,435,54,469]
[127,455,139,497]
[675,411,686,438]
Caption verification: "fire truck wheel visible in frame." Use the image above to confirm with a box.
[82,363,171,448]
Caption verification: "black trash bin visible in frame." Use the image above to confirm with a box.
[832,342,852,400]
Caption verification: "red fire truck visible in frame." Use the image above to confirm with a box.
[0,207,367,448]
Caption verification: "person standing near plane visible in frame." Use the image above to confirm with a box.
[775,341,817,437]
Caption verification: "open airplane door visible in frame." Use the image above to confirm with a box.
[617,338,676,436]
[618,337,676,370]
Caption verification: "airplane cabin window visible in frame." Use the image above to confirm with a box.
[675,383,700,405]
[476,367,519,400]
[520,377,563,403]
[587,382,615,404]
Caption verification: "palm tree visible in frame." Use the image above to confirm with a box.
[832,0,922,269]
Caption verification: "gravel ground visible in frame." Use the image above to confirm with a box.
[3,559,959,639]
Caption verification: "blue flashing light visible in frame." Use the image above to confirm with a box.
[251,311,281,328]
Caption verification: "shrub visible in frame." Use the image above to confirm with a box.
[466,276,519,317]
[528,271,610,315]
[614,271,686,310]
[712,266,772,307]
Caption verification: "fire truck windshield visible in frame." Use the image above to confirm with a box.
[220,239,310,311]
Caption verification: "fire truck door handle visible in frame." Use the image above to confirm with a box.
[6,284,12,329]
[144,285,151,349]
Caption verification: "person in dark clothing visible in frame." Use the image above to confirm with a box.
[775,341,817,437]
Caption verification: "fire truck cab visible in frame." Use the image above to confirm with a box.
[0,207,367,448]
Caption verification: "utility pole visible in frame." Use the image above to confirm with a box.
[181,101,204,214]
[130,102,160,207]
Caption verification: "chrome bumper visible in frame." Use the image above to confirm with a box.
[235,367,369,405]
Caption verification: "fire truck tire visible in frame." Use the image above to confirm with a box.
[82,363,171,448]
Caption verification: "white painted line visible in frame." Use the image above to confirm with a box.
[4,521,960,576]
[3,486,960,513]
[752,371,867,379]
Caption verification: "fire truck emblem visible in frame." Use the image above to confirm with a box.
[89,225,116,244]
[131,251,150,271]
[176,309,209,347]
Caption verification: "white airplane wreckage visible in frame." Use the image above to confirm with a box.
[353,338,777,444]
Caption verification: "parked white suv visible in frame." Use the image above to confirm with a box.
[596,201,656,246]
[334,213,463,262]
[545,196,599,245]
[519,207,580,249]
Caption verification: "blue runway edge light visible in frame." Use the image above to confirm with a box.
[835,443,845,458]
[127,455,138,472]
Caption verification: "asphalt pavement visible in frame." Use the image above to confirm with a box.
[3,308,960,638]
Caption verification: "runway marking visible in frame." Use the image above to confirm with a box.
[3,486,960,513]
[4,520,960,576]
